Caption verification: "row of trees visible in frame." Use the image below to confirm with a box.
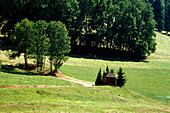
[10,18,71,73]
[145,0,170,32]
[1,0,157,59]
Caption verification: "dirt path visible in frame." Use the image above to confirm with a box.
[56,78,94,87]
[53,72,94,87]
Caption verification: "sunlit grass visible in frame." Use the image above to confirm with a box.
[0,31,169,112]
[60,32,170,104]
[0,71,79,86]
[0,87,169,112]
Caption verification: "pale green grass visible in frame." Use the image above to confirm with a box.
[0,87,169,112]
[0,31,169,113]
[0,71,80,86]
[60,32,170,104]
[148,32,170,59]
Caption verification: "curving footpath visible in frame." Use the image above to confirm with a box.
[56,78,94,87]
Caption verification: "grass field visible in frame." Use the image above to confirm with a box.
[0,71,80,87]
[0,31,169,112]
[0,87,169,112]
[60,31,170,104]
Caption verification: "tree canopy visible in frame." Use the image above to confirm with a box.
[1,0,160,59]
[10,19,70,73]
[47,21,71,73]
[11,18,34,69]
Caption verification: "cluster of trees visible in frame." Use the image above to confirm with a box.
[1,0,157,59]
[95,66,126,87]
[145,0,170,32]
[10,18,71,74]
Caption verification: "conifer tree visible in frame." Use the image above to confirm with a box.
[110,69,114,73]
[165,0,170,33]
[153,0,165,31]
[117,68,126,87]
[106,65,109,73]
[95,69,102,85]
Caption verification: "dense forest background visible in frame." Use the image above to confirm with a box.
[0,0,169,59]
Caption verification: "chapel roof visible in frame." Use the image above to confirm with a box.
[106,73,116,78]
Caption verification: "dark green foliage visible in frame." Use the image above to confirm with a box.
[10,18,70,73]
[1,0,157,59]
[165,0,170,33]
[106,65,109,73]
[117,68,126,87]
[110,69,114,73]
[153,0,165,31]
[47,21,71,74]
[10,18,34,69]
[146,0,169,32]
[95,69,103,85]
[32,20,48,72]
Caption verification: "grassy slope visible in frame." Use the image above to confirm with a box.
[0,51,81,87]
[0,87,169,112]
[0,31,169,112]
[60,31,170,104]
[0,72,78,86]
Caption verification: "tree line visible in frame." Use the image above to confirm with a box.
[0,0,159,59]
[145,0,170,33]
[10,18,70,74]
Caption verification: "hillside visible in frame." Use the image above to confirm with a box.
[0,87,169,112]
[60,31,170,104]
[0,31,170,112]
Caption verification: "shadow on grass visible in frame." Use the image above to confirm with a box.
[68,54,150,63]
[0,64,47,76]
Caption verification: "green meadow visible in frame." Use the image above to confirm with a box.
[0,72,79,87]
[0,31,170,112]
[60,31,170,104]
[0,87,169,112]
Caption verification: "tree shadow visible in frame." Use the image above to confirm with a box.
[0,64,47,76]
[68,54,150,63]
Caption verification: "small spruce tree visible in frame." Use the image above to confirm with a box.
[95,69,102,85]
[106,65,109,73]
[117,68,126,87]
[110,69,114,73]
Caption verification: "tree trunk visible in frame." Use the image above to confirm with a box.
[53,67,58,74]
[24,53,28,70]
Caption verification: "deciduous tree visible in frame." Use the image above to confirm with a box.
[11,18,34,69]
[32,20,48,72]
[47,21,71,74]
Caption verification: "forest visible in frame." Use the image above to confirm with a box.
[0,0,169,59]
